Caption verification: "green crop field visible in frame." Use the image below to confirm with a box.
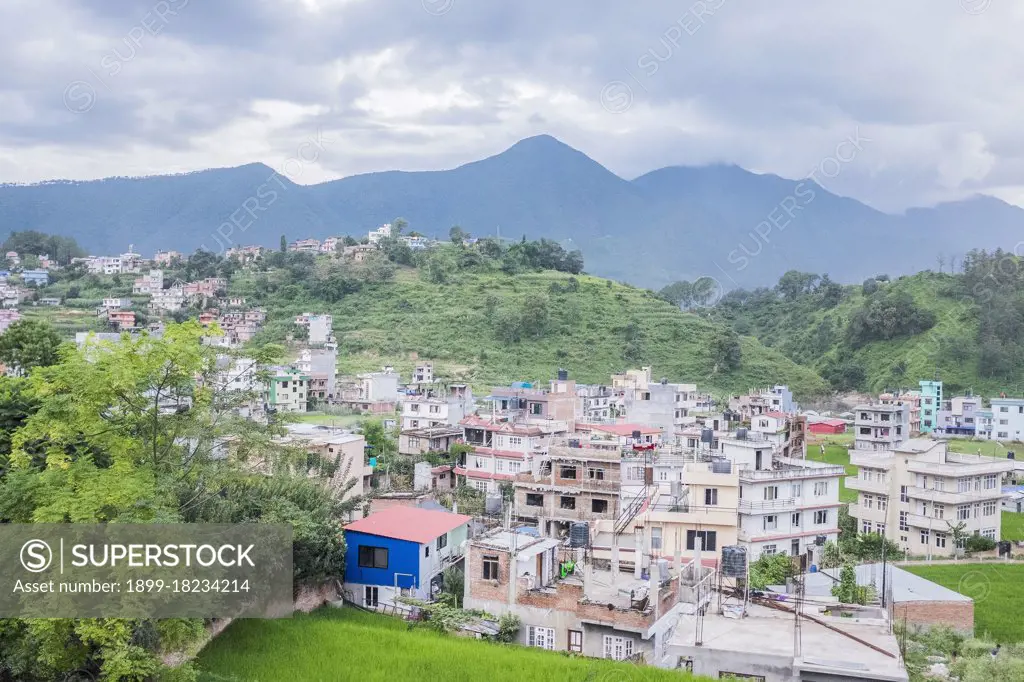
[1002,511,1024,541]
[196,607,699,681]
[946,438,1024,459]
[903,563,1024,643]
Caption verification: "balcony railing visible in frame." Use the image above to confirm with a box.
[738,464,846,481]
[907,459,1012,477]
[738,498,796,513]
[905,486,1004,505]
[845,476,889,494]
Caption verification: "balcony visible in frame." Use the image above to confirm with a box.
[738,463,846,482]
[904,511,954,529]
[845,476,889,495]
[513,472,620,493]
[849,451,894,469]
[906,458,1012,477]
[738,498,797,513]
[905,486,1004,505]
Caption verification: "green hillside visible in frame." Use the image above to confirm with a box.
[235,267,829,398]
[707,256,1024,395]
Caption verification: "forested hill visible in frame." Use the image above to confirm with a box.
[224,242,829,398]
[698,250,1024,395]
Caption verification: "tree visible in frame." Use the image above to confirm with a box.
[280,234,287,253]
[442,566,465,607]
[449,226,469,244]
[749,553,796,589]
[820,541,843,569]
[709,328,742,371]
[0,319,64,373]
[831,562,867,604]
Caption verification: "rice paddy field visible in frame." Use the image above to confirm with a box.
[903,563,1024,643]
[196,608,699,682]
[807,437,857,503]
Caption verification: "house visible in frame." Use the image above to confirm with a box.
[283,423,370,516]
[38,297,61,306]
[485,374,578,428]
[320,237,340,253]
[935,394,982,437]
[295,313,334,346]
[101,297,132,310]
[576,383,616,422]
[133,269,164,295]
[399,381,474,455]
[919,380,943,434]
[342,244,376,262]
[367,223,392,245]
[339,369,399,413]
[463,527,688,664]
[107,310,136,330]
[296,347,338,402]
[615,367,715,439]
[807,418,847,435]
[21,269,49,286]
[183,278,227,299]
[266,368,309,413]
[153,250,181,265]
[343,506,471,609]
[0,309,22,332]
[729,385,798,420]
[853,403,910,452]
[989,397,1024,441]
[848,439,1014,557]
[5,251,20,266]
[149,285,185,312]
[1001,485,1024,513]
[457,415,567,496]
[288,238,321,253]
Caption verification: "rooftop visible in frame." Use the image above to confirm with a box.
[587,423,662,437]
[800,564,971,604]
[895,438,941,455]
[344,506,471,544]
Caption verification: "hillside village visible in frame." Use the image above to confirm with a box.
[2,229,1024,681]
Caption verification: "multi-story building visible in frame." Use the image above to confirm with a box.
[296,347,338,403]
[616,368,714,442]
[283,423,370,518]
[367,223,392,245]
[149,285,186,313]
[576,383,615,423]
[919,380,943,434]
[880,390,921,435]
[288,238,321,253]
[849,439,1014,556]
[339,369,399,413]
[295,313,334,346]
[853,403,910,452]
[107,310,136,330]
[485,375,577,427]
[21,269,49,286]
[132,269,164,295]
[266,368,309,413]
[729,385,797,420]
[455,415,566,495]
[183,277,227,299]
[399,382,474,456]
[463,527,686,664]
[989,397,1024,441]
[936,395,982,437]
[749,411,807,459]
[153,250,181,266]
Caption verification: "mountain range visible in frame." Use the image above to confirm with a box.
[2,134,1023,288]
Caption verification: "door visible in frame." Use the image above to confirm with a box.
[568,630,583,653]
[364,586,378,607]
[791,539,800,556]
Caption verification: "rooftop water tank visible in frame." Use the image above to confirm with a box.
[557,368,568,381]
[484,494,502,515]
[736,427,748,440]
[569,522,590,548]
[701,428,714,443]
[711,458,732,474]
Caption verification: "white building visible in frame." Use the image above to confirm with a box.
[149,285,185,312]
[990,398,1024,441]
[367,223,392,245]
[133,269,164,295]
[853,403,910,452]
[296,347,338,402]
[849,439,1014,557]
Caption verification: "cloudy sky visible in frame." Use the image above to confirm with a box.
[0,0,1020,211]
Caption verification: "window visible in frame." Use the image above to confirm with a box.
[999,431,1009,439]
[934,479,945,492]
[900,486,908,503]
[568,630,583,653]
[526,493,543,507]
[814,481,829,496]
[762,544,778,557]
[876,522,886,534]
[705,488,719,506]
[686,530,717,551]
[1001,406,1009,413]
[791,512,801,528]
[602,635,634,661]
[899,511,909,531]
[957,505,970,520]
[863,494,874,509]
[496,459,504,473]
[560,496,576,510]
[935,532,947,549]
[764,515,778,530]
[814,510,829,525]
[424,545,430,558]
[429,404,440,413]
[364,586,378,607]
[651,527,662,550]
[483,555,500,580]
[528,626,555,650]
[358,545,389,569]
[592,499,608,514]
[958,478,970,493]
[509,436,523,447]
[984,501,996,516]
[791,483,802,497]
[560,465,578,480]
[934,504,944,520]
[920,529,930,544]
[764,486,779,501]
[879,496,888,511]
[982,528,997,540]
[437,534,448,550]
[860,427,871,435]
[861,520,872,533]
[473,480,488,493]
[919,475,929,489]
[588,468,605,480]
[508,461,522,474]
[985,474,997,490]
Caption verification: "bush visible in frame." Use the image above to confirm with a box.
[965,534,997,553]
[495,613,521,643]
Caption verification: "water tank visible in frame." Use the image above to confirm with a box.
[569,522,590,548]
[721,546,747,577]
[632,430,642,440]
[736,427,748,440]
[484,494,502,515]
[557,368,568,381]
[701,428,714,443]
[1009,451,1016,460]
[710,458,732,474]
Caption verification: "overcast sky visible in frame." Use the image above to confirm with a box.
[0,0,1020,212]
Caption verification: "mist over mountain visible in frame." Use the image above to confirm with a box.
[2,134,1022,289]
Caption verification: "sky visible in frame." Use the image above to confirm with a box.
[0,0,1021,212]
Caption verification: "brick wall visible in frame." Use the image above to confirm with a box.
[894,600,974,634]
[466,548,512,604]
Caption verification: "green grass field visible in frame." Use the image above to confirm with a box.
[807,441,857,503]
[946,438,1024,459]
[903,563,1024,643]
[1002,511,1024,541]
[196,608,698,682]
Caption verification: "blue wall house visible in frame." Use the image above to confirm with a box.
[343,506,471,608]
[21,269,49,287]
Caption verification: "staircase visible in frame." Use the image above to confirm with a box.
[614,485,649,535]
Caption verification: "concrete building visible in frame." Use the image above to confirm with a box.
[935,394,982,437]
[485,376,578,428]
[339,369,399,413]
[989,397,1024,441]
[267,368,309,413]
[149,285,185,313]
[399,382,473,456]
[853,403,910,452]
[282,423,370,516]
[343,506,470,608]
[132,269,164,295]
[367,223,392,245]
[729,385,798,420]
[463,528,688,665]
[668,602,907,681]
[848,439,1014,556]
[296,347,338,403]
[919,380,943,434]
[456,415,566,495]
[616,369,714,442]
[21,269,49,286]
[576,383,615,423]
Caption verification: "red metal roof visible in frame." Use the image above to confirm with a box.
[454,467,514,481]
[589,423,662,437]
[343,506,471,544]
[763,411,790,419]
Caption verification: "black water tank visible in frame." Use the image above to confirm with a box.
[1009,451,1016,460]
[721,546,747,577]
[569,522,590,548]
[557,368,568,381]
[701,428,714,443]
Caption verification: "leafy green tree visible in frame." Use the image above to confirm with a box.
[0,319,64,373]
[748,553,796,589]
[831,562,867,604]
[280,234,287,252]
[449,226,469,244]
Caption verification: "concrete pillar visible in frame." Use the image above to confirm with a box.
[673,526,682,572]
[583,561,593,599]
[634,528,643,579]
[649,558,660,620]
[507,552,517,605]
[611,538,620,575]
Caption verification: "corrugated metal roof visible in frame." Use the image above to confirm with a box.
[343,506,471,544]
